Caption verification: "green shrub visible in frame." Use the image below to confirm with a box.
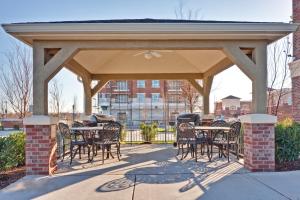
[275,118,300,164]
[0,132,25,171]
[140,122,158,142]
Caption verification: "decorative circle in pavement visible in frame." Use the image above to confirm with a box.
[96,177,134,192]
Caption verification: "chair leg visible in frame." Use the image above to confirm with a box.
[117,143,121,161]
[79,146,81,159]
[181,144,185,160]
[62,144,65,162]
[102,145,105,165]
[236,144,239,160]
[195,144,197,162]
[70,145,73,165]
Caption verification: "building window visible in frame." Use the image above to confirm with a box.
[151,93,160,103]
[137,80,145,88]
[229,106,237,110]
[168,95,179,103]
[152,80,160,88]
[137,93,145,102]
[168,80,181,90]
[116,81,128,91]
[115,94,128,103]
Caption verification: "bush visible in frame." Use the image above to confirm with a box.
[140,122,158,142]
[0,132,25,171]
[275,118,300,164]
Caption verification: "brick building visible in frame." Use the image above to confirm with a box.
[96,80,203,127]
[214,95,252,118]
[215,88,293,120]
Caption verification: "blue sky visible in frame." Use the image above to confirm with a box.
[0,0,292,112]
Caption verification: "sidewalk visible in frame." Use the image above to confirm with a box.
[1,144,299,200]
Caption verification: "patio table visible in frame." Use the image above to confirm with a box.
[70,126,105,162]
[195,126,232,162]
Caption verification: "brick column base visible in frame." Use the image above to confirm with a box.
[24,116,58,175]
[239,114,277,172]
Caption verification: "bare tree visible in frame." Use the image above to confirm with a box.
[174,0,199,20]
[267,36,292,115]
[49,79,64,118]
[0,44,32,119]
[180,80,201,113]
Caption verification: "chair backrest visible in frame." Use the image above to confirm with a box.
[58,122,71,139]
[211,120,228,139]
[177,122,195,140]
[72,121,84,127]
[102,121,122,143]
[229,121,242,140]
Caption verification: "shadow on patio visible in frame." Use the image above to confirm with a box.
[0,144,248,200]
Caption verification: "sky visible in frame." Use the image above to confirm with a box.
[0,0,293,113]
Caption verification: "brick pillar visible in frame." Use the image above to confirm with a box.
[291,0,300,122]
[239,114,277,172]
[23,116,58,175]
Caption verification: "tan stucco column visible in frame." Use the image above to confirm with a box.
[83,79,92,115]
[203,76,213,114]
[32,44,48,115]
[252,44,268,113]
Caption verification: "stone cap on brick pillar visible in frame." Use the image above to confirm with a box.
[23,115,58,125]
[238,114,277,124]
[289,60,300,78]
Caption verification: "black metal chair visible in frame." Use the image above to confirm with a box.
[58,122,89,165]
[93,121,122,164]
[213,121,241,161]
[210,120,229,158]
[176,122,207,162]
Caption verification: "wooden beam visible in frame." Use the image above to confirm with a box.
[44,46,78,81]
[91,73,203,80]
[91,80,109,96]
[36,40,266,50]
[204,58,234,77]
[65,59,91,81]
[187,79,204,95]
[222,45,257,80]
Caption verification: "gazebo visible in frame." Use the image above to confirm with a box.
[2,19,297,174]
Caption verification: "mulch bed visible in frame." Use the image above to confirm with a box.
[0,166,25,190]
[276,159,300,171]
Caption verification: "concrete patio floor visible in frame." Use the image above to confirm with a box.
[1,144,300,200]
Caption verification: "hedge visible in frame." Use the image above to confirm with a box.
[0,132,25,171]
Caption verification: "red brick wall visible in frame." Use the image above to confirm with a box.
[243,123,275,172]
[25,124,57,175]
[293,0,300,59]
[292,76,300,122]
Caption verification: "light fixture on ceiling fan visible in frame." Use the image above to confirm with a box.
[133,50,173,59]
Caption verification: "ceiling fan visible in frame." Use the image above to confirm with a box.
[133,50,173,59]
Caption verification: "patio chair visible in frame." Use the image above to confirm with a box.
[93,121,122,164]
[58,122,89,165]
[210,120,229,158]
[213,121,241,161]
[176,122,207,162]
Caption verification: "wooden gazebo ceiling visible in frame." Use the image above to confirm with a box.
[73,49,237,74]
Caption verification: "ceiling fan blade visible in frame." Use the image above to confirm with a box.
[133,51,146,56]
[151,51,161,58]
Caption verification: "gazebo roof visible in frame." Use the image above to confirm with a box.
[2,18,297,45]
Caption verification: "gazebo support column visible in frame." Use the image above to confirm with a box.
[25,43,77,175]
[203,76,213,115]
[83,78,92,115]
